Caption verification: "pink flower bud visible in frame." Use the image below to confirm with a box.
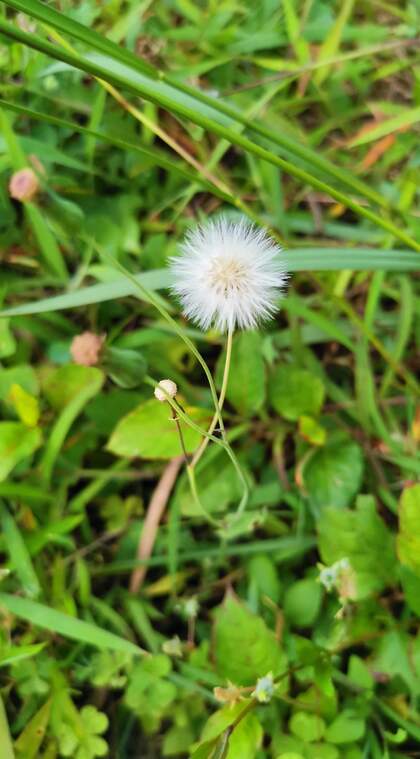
[70,332,105,366]
[8,168,40,202]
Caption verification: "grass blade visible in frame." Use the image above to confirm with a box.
[2,0,391,211]
[0,16,418,250]
[0,248,418,318]
[0,100,231,202]
[0,592,145,655]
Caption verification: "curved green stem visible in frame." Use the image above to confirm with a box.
[192,325,234,468]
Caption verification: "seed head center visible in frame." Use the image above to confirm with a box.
[208,257,248,296]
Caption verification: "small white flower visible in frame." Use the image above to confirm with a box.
[170,216,288,332]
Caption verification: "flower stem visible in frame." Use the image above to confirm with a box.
[101,250,226,435]
[191,325,234,468]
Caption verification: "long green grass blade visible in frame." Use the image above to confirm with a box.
[0,247,418,318]
[2,0,391,211]
[0,592,144,655]
[350,106,420,146]
[0,16,417,250]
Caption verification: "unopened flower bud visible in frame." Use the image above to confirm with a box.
[70,331,105,366]
[154,379,178,402]
[9,168,39,202]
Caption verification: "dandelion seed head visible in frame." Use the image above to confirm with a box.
[170,216,288,332]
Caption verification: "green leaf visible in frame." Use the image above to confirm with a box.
[289,711,326,743]
[0,422,42,481]
[400,565,420,616]
[0,365,39,400]
[0,593,144,656]
[213,595,287,686]
[14,698,51,759]
[303,438,364,511]
[0,318,16,358]
[221,331,265,416]
[40,367,104,486]
[125,654,177,732]
[0,693,14,759]
[101,345,147,389]
[269,366,325,421]
[43,365,104,411]
[298,415,326,446]
[318,495,397,599]
[397,484,420,575]
[108,398,210,460]
[283,578,322,628]
[9,384,40,427]
[0,502,40,598]
[201,702,263,759]
[325,710,366,744]
[0,643,46,668]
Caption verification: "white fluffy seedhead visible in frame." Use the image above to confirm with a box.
[170,216,288,332]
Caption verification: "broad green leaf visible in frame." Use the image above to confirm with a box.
[108,398,210,460]
[40,367,104,485]
[43,365,104,411]
[374,630,419,696]
[0,365,39,399]
[213,595,287,686]
[283,579,322,628]
[9,384,40,427]
[318,495,397,599]
[303,438,364,510]
[269,366,325,421]
[221,331,265,416]
[201,702,263,759]
[0,422,42,481]
[0,501,40,598]
[0,593,144,655]
[289,711,326,743]
[325,710,366,744]
[397,484,420,575]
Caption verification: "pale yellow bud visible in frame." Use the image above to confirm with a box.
[154,379,178,402]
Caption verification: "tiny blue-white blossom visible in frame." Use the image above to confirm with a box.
[252,672,275,704]
[170,216,288,333]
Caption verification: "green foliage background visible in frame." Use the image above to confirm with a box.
[0,0,419,757]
